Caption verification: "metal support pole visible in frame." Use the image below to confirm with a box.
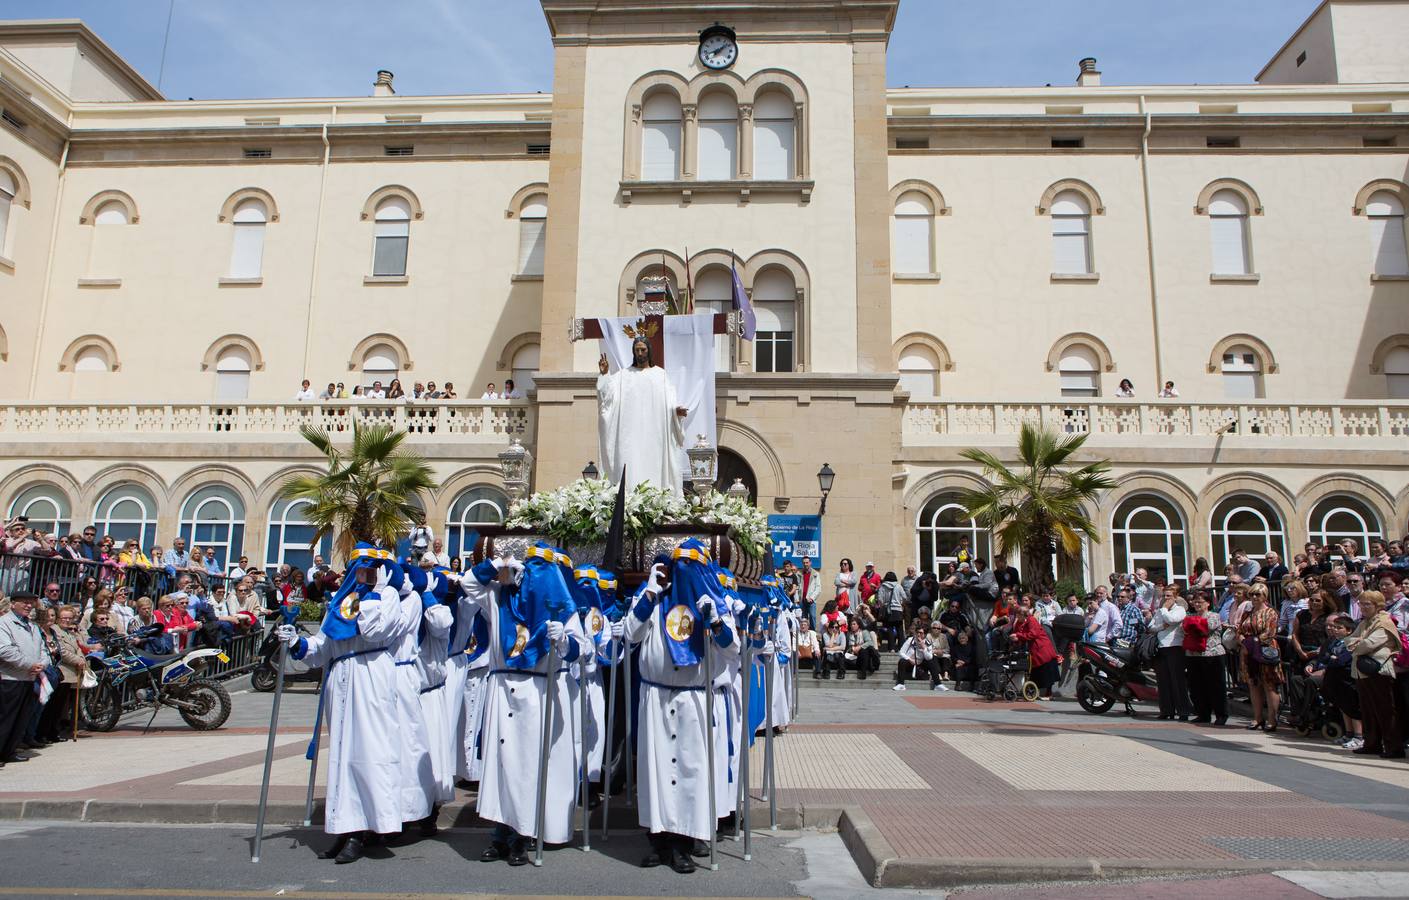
[737,629,753,860]
[764,643,777,831]
[702,622,718,872]
[601,631,618,841]
[578,661,591,852]
[623,637,635,808]
[303,670,327,827]
[533,646,560,868]
[252,641,288,863]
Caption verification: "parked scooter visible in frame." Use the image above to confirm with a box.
[1073,640,1160,716]
[250,603,319,693]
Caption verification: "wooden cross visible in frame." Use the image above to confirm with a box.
[570,279,738,366]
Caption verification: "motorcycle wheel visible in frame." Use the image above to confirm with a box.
[1321,721,1345,742]
[177,680,232,731]
[1021,682,1040,702]
[250,663,277,693]
[83,682,122,733]
[1076,677,1115,715]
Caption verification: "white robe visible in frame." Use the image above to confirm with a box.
[571,609,611,782]
[416,602,455,804]
[461,574,588,844]
[625,594,739,841]
[771,611,795,728]
[391,591,434,823]
[296,586,402,836]
[447,606,490,784]
[597,366,685,494]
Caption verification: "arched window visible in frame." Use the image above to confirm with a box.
[93,484,158,550]
[1208,189,1252,275]
[1367,191,1409,277]
[898,344,941,400]
[694,267,734,372]
[752,268,795,373]
[266,498,331,575]
[372,197,411,276]
[753,91,795,180]
[227,198,267,279]
[179,485,246,571]
[1307,495,1382,552]
[716,448,757,500]
[73,344,112,373]
[444,485,507,565]
[517,193,547,276]
[641,91,682,181]
[0,169,14,258]
[893,191,935,276]
[88,200,131,279]
[1050,191,1092,275]
[511,343,540,392]
[1221,344,1263,399]
[1385,346,1409,399]
[1058,344,1100,398]
[8,484,72,536]
[361,343,400,389]
[698,90,738,180]
[635,265,679,302]
[94,201,129,226]
[215,347,252,400]
[1209,494,1286,580]
[1111,493,1188,586]
[916,492,992,575]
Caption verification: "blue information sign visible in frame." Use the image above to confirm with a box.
[768,514,822,569]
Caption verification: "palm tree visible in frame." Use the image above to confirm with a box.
[956,423,1115,590]
[278,422,438,563]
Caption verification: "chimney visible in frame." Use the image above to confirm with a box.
[373,70,396,97]
[1077,57,1101,87]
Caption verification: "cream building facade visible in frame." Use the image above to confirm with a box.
[0,0,1407,584]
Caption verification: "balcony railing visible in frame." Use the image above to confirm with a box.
[902,400,1409,441]
[0,400,533,442]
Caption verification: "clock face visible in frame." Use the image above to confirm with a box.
[699,33,738,70]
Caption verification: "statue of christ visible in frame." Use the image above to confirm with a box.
[596,337,688,495]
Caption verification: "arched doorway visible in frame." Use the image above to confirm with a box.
[716,448,757,502]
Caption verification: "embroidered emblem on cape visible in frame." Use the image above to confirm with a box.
[665,605,696,642]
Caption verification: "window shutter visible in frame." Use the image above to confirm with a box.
[899,346,940,400]
[695,269,734,372]
[754,121,793,180]
[511,343,540,392]
[229,222,265,278]
[1209,215,1248,275]
[216,371,251,401]
[1371,215,1409,276]
[1384,347,1409,398]
[642,122,681,180]
[0,186,10,254]
[1051,224,1090,274]
[518,218,546,275]
[1221,372,1258,399]
[698,121,737,180]
[893,216,931,274]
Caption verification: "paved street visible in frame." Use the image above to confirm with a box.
[3,683,1409,897]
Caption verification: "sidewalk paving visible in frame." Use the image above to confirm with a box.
[4,685,1409,889]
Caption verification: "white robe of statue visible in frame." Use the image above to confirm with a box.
[597,365,685,495]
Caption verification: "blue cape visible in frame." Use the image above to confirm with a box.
[498,542,575,670]
[321,543,402,640]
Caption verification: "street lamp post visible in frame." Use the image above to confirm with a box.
[582,461,600,481]
[817,462,835,516]
[686,434,718,504]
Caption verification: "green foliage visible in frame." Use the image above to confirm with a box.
[1052,579,1086,602]
[277,421,438,564]
[957,424,1115,590]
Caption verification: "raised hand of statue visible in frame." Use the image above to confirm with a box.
[675,406,688,417]
[598,354,609,375]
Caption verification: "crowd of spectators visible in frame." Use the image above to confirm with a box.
[293,379,471,401]
[783,535,1409,760]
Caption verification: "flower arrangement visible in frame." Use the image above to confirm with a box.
[504,479,770,559]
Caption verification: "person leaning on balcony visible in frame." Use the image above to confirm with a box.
[294,379,316,401]
[1159,381,1180,398]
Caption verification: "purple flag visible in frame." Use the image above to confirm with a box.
[731,259,756,340]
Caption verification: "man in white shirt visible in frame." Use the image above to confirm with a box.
[427,538,451,569]
[294,379,316,401]
[1087,592,1122,644]
[892,622,940,691]
[480,383,499,400]
[366,381,387,400]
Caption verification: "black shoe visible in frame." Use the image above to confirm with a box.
[334,834,365,864]
[1213,718,1227,727]
[480,842,510,862]
[3,751,33,763]
[641,848,666,868]
[1381,751,1407,760]
[317,835,349,860]
[671,846,698,874]
[689,839,709,859]
[1353,747,1382,755]
[506,843,531,866]
[417,807,441,837]
[1191,716,1211,724]
[1245,721,1264,730]
[1177,716,1190,722]
[23,740,48,750]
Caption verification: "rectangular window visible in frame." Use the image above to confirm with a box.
[1051,137,1084,149]
[898,370,936,399]
[242,148,272,159]
[1052,218,1091,275]
[526,143,551,156]
[754,120,794,180]
[216,371,251,401]
[1206,137,1240,148]
[895,137,929,149]
[1059,373,1098,397]
[893,217,931,274]
[384,146,414,157]
[0,191,10,253]
[754,332,794,373]
[698,121,738,180]
[1364,137,1397,148]
[518,219,546,275]
[373,222,409,276]
[1372,216,1409,276]
[228,222,265,278]
[641,122,681,180]
[1,109,25,131]
[1210,216,1249,275]
[244,117,280,126]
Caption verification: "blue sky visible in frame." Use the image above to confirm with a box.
[2,0,1323,99]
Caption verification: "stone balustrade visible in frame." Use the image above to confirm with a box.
[0,400,533,442]
[901,400,1409,442]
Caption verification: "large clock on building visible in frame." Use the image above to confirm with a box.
[698,24,738,70]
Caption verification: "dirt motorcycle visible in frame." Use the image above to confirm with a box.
[82,623,233,732]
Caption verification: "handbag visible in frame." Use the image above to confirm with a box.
[1135,632,1160,662]
[1220,626,1240,652]
[1356,654,1383,677]
[1260,642,1281,665]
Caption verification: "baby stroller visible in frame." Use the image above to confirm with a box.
[980,648,1038,702]
[1288,673,1345,741]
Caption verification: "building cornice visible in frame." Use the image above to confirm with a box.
[0,19,162,101]
[0,75,69,161]
[539,0,898,46]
